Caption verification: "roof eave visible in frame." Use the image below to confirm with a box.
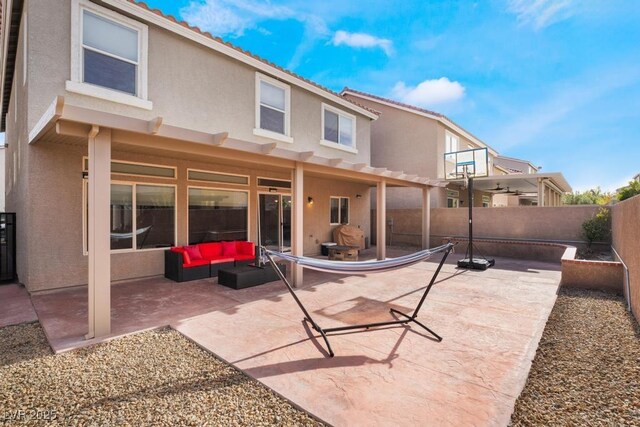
[0,0,25,132]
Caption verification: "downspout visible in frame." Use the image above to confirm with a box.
[611,245,631,312]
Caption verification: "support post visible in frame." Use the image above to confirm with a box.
[422,186,430,249]
[86,127,111,339]
[468,177,474,262]
[292,163,304,286]
[538,179,545,207]
[376,181,386,260]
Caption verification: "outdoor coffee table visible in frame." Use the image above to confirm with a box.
[218,264,286,289]
[327,245,359,261]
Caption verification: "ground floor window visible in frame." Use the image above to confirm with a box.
[84,181,176,252]
[330,196,349,225]
[446,189,460,208]
[188,188,248,244]
[482,195,490,208]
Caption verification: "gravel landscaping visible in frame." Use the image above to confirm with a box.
[511,288,640,426]
[0,323,323,426]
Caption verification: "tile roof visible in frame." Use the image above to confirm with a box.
[342,87,445,119]
[125,1,379,117]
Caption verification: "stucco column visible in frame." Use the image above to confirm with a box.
[538,179,545,207]
[291,163,304,286]
[422,186,430,249]
[376,181,386,260]
[87,127,111,339]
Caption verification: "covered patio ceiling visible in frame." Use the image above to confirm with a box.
[447,172,572,194]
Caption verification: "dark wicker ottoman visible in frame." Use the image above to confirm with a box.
[218,264,287,289]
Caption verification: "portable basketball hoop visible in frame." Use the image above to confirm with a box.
[444,148,495,270]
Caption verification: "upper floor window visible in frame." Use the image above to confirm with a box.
[255,73,291,142]
[445,132,459,153]
[68,0,151,110]
[82,10,139,95]
[321,104,357,154]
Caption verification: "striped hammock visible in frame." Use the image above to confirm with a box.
[263,243,453,275]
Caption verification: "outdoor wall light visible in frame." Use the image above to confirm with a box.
[307,196,314,205]
[356,194,362,199]
[268,187,278,193]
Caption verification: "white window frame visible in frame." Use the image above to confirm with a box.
[187,168,250,186]
[482,195,490,207]
[330,196,350,225]
[82,157,176,179]
[446,189,460,209]
[320,103,358,154]
[83,180,177,255]
[256,176,292,191]
[68,0,152,110]
[187,185,251,245]
[254,72,292,143]
[445,131,459,154]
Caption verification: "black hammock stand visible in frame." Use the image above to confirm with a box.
[261,243,455,357]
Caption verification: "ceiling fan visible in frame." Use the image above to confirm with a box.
[491,183,504,191]
[503,187,515,194]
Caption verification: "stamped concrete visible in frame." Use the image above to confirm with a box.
[0,284,38,327]
[30,250,561,425]
[174,254,561,426]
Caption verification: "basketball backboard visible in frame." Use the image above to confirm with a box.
[444,147,489,179]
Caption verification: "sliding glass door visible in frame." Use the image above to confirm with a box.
[259,193,291,252]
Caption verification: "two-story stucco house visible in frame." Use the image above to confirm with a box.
[1,0,439,338]
[342,88,570,210]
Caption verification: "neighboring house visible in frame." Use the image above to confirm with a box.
[634,173,640,183]
[341,88,499,209]
[494,155,538,175]
[342,89,571,209]
[1,0,437,337]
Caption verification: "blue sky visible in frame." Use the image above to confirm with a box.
[145,0,640,192]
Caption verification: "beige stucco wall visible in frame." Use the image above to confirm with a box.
[430,205,604,245]
[18,140,372,292]
[561,259,623,293]
[26,0,372,163]
[611,194,640,324]
[303,176,371,255]
[5,6,30,288]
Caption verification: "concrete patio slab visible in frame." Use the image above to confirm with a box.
[0,283,37,327]
[173,254,561,426]
[29,250,561,425]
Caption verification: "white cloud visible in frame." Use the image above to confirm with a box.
[506,0,576,30]
[391,78,465,108]
[331,30,393,56]
[180,0,295,37]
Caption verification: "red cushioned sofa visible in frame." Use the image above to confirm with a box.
[164,241,257,282]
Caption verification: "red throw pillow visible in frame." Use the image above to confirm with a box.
[199,242,222,259]
[222,241,237,256]
[237,241,255,256]
[184,245,203,261]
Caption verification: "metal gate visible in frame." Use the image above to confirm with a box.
[0,213,16,281]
